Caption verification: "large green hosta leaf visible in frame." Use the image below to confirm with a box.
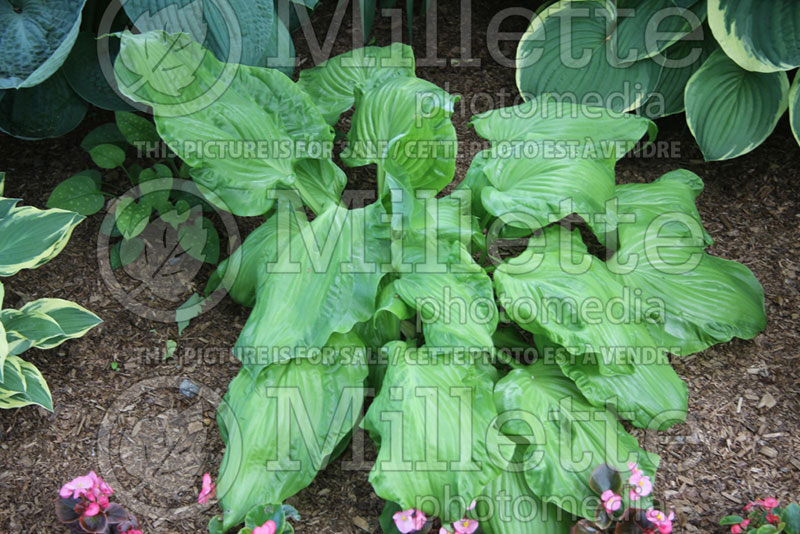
[297,43,416,125]
[114,31,333,216]
[708,0,800,73]
[235,203,390,375]
[342,77,458,195]
[0,198,84,277]
[0,355,52,411]
[494,362,659,520]
[0,0,86,89]
[494,225,657,377]
[217,333,368,531]
[685,49,789,161]
[516,0,662,112]
[363,342,514,522]
[613,170,766,355]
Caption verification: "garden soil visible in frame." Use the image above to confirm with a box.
[0,1,798,533]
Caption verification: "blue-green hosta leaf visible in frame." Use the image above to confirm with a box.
[613,170,766,355]
[470,98,656,159]
[685,49,789,160]
[47,174,105,216]
[123,0,293,73]
[217,333,368,530]
[393,238,497,350]
[0,200,84,277]
[495,225,657,376]
[790,72,800,147]
[2,298,101,351]
[474,468,572,534]
[297,43,416,124]
[708,0,800,73]
[362,342,515,522]
[516,0,662,112]
[615,0,707,62]
[0,70,87,140]
[62,32,134,111]
[342,76,458,195]
[0,355,52,411]
[0,0,86,89]
[494,362,659,520]
[114,30,333,216]
[235,203,391,375]
[642,28,717,118]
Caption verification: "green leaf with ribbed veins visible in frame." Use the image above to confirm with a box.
[47,174,105,216]
[114,30,333,216]
[216,332,368,531]
[516,0,662,112]
[362,342,515,522]
[612,170,766,355]
[0,0,87,89]
[0,356,52,410]
[789,72,800,147]
[342,77,458,195]
[494,362,659,520]
[615,0,707,62]
[234,203,391,375]
[685,49,789,161]
[297,43,416,125]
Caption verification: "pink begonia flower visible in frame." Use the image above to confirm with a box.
[740,520,750,529]
[646,508,674,534]
[127,531,143,534]
[453,518,479,534]
[197,473,216,504]
[413,511,427,531]
[97,495,110,510]
[466,500,477,511]
[84,502,101,517]
[601,490,622,513]
[767,514,780,525]
[762,498,779,509]
[88,471,113,496]
[629,471,653,499]
[393,509,416,533]
[743,502,755,512]
[731,525,742,534]
[252,520,277,534]
[60,475,96,499]
[440,529,449,534]
[628,462,642,475]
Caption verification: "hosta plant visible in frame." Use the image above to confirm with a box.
[55,471,141,534]
[0,173,102,410]
[113,30,766,533]
[515,0,800,161]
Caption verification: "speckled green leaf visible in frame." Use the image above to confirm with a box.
[47,174,105,216]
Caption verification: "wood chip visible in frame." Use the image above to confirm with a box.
[760,446,778,458]
[757,392,777,409]
[352,516,370,531]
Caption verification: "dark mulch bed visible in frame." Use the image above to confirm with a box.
[1,1,798,533]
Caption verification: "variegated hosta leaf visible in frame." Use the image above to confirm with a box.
[0,355,53,411]
[516,0,662,113]
[362,342,514,522]
[0,198,84,277]
[342,76,458,195]
[708,0,800,73]
[1,298,102,353]
[614,0,707,62]
[685,49,789,161]
[217,332,368,531]
[114,30,336,216]
[297,42,416,125]
[494,362,659,520]
[234,203,391,376]
[789,72,800,147]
